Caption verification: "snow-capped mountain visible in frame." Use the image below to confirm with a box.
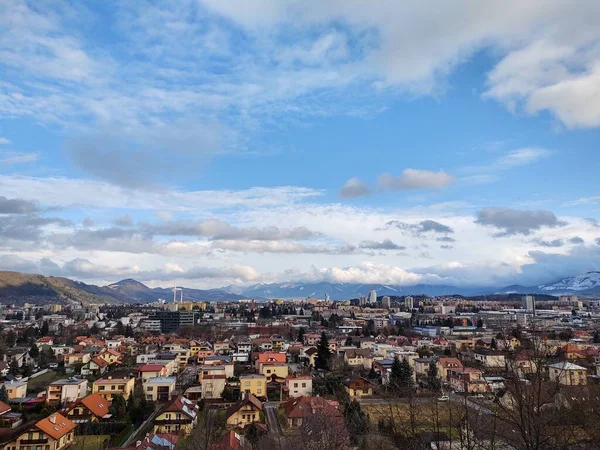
[537,271,600,295]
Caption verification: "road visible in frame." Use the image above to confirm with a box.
[449,392,493,415]
[357,396,435,406]
[264,403,283,437]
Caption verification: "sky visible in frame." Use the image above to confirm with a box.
[1,0,600,290]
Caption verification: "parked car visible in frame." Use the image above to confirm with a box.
[438,395,449,402]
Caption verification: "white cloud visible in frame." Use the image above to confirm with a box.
[339,177,371,198]
[0,152,39,165]
[496,148,551,168]
[0,137,10,145]
[379,169,455,191]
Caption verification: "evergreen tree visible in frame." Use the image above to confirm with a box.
[345,336,354,346]
[593,330,600,344]
[90,323,99,335]
[476,318,484,328]
[109,394,127,418]
[244,422,261,446]
[40,320,49,336]
[368,366,378,380]
[115,321,125,335]
[28,344,39,359]
[0,385,8,403]
[427,360,441,391]
[298,327,305,343]
[399,358,414,390]
[314,332,332,371]
[389,356,413,393]
[8,359,19,375]
[343,399,369,444]
[491,338,497,350]
[389,356,403,393]
[125,324,134,337]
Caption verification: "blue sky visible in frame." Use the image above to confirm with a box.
[1,0,600,289]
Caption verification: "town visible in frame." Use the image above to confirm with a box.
[0,291,599,450]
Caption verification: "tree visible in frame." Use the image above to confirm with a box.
[109,394,127,418]
[8,359,19,375]
[0,385,8,403]
[476,318,483,329]
[344,336,354,346]
[115,321,125,336]
[298,327,305,343]
[125,324,134,337]
[28,344,39,359]
[389,356,413,394]
[90,323,99,335]
[343,399,369,444]
[594,330,600,344]
[40,320,49,337]
[427,360,441,392]
[314,332,332,371]
[244,422,261,446]
[490,338,497,350]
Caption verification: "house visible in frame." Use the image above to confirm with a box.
[285,376,312,398]
[80,357,109,376]
[209,430,251,450]
[2,413,76,450]
[1,380,27,400]
[0,399,22,428]
[97,349,122,365]
[414,358,434,378]
[448,367,488,393]
[153,395,198,436]
[255,353,286,372]
[201,375,226,399]
[134,433,180,450]
[138,364,169,383]
[64,353,91,367]
[226,393,263,428]
[436,357,463,380]
[548,362,588,386]
[36,336,55,347]
[144,377,177,402]
[92,377,135,401]
[281,396,343,428]
[474,349,506,368]
[344,377,373,398]
[261,363,288,379]
[236,341,252,354]
[343,348,374,369]
[65,393,111,423]
[239,374,267,398]
[214,341,231,354]
[47,378,88,405]
[304,333,321,346]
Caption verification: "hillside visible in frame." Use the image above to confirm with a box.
[0,271,126,306]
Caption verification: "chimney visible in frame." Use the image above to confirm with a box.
[136,441,141,447]
[107,376,112,380]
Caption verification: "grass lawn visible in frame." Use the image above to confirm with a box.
[72,435,110,450]
[27,371,64,392]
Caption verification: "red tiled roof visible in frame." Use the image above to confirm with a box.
[35,413,76,440]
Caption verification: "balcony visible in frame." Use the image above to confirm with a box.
[21,439,49,444]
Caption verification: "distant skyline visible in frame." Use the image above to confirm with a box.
[1,1,600,289]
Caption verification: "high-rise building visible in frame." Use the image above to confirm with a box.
[522,295,535,312]
[359,296,367,307]
[369,290,377,304]
[150,311,198,332]
[404,296,414,311]
[382,296,391,309]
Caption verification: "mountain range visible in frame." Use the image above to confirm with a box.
[0,270,599,306]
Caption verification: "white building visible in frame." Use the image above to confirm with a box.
[382,296,391,309]
[369,290,377,304]
[522,295,535,311]
[405,296,414,310]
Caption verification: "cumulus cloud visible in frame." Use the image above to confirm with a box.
[113,214,134,227]
[339,177,371,198]
[475,207,566,236]
[0,215,71,242]
[358,239,405,250]
[141,219,318,241]
[0,196,39,214]
[380,219,454,235]
[533,238,564,248]
[569,236,585,245]
[379,169,455,191]
[436,236,456,243]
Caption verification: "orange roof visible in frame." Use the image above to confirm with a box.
[257,353,286,364]
[79,393,110,417]
[0,400,10,415]
[91,357,109,368]
[35,412,76,440]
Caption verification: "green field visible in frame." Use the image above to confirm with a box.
[72,435,110,450]
[27,371,64,392]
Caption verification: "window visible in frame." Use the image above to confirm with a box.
[257,389,261,394]
[302,383,306,388]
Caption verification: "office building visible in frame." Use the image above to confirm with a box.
[382,296,391,309]
[150,311,198,332]
[359,296,367,307]
[404,296,414,311]
[369,290,377,304]
[522,295,535,312]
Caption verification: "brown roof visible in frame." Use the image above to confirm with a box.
[91,357,109,368]
[35,413,76,440]
[226,393,263,418]
[0,400,10,415]
[282,396,342,419]
[162,396,198,419]
[79,393,110,418]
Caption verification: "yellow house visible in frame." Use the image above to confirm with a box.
[239,374,267,398]
[3,413,76,450]
[548,362,587,386]
[92,377,135,400]
[1,380,27,399]
[226,393,263,428]
[153,395,198,436]
[64,353,91,367]
[261,363,288,379]
[97,349,121,365]
[345,377,373,398]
